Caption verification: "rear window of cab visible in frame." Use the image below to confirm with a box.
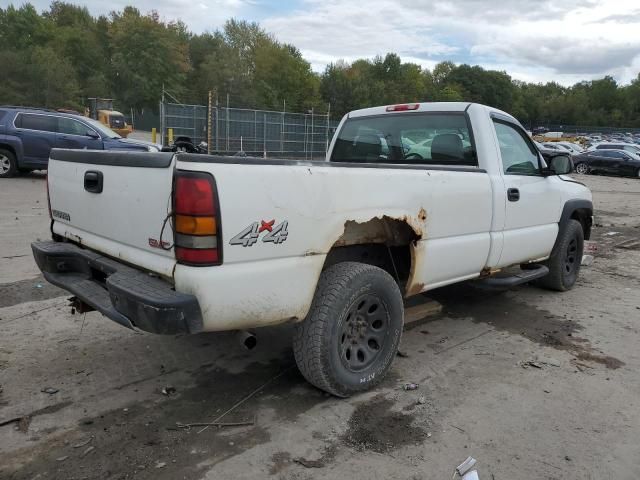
[330,113,476,167]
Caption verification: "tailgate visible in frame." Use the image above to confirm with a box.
[48,149,177,278]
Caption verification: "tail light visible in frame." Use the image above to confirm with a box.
[173,171,222,266]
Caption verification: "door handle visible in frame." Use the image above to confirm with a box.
[84,170,103,193]
[507,188,520,202]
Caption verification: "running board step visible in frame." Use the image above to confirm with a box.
[477,265,549,289]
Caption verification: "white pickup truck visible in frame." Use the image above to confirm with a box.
[33,102,593,397]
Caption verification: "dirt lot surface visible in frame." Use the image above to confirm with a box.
[1,172,639,479]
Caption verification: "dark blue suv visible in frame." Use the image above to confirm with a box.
[0,107,160,177]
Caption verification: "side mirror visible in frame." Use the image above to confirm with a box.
[86,130,100,139]
[549,154,573,175]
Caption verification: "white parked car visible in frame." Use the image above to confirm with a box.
[33,102,593,397]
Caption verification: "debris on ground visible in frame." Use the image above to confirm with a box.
[403,383,419,391]
[397,350,410,358]
[604,231,620,236]
[293,457,325,468]
[456,456,477,476]
[17,416,31,433]
[81,446,95,457]
[175,419,255,430]
[584,241,598,254]
[520,360,543,369]
[161,386,176,396]
[520,356,561,369]
[417,395,427,405]
[581,255,594,266]
[40,387,59,394]
[72,437,93,448]
[55,456,68,462]
[155,462,167,469]
[614,238,640,250]
[0,415,31,433]
[404,300,443,325]
[462,471,480,480]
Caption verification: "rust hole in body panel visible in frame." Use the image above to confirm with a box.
[327,214,425,297]
[334,215,422,248]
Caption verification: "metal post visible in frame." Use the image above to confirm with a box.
[161,84,165,146]
[215,94,219,152]
[254,110,257,153]
[159,100,164,147]
[310,107,314,159]
[281,100,285,153]
[326,103,331,154]
[226,93,230,152]
[207,90,213,154]
[263,113,267,158]
[304,115,308,160]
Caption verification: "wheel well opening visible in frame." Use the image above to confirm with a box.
[571,209,592,240]
[0,144,16,157]
[323,216,422,292]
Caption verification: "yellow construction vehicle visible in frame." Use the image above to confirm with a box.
[86,98,133,137]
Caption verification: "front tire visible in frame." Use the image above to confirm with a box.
[537,219,584,291]
[0,149,17,178]
[574,162,589,175]
[293,262,403,397]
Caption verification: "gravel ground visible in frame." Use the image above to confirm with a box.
[0,172,639,480]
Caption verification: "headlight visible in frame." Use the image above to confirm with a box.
[147,145,160,152]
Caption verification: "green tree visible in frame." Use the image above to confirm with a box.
[109,7,190,109]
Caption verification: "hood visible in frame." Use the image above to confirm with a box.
[106,137,162,151]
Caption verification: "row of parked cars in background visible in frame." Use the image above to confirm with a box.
[0,106,160,178]
[534,134,640,179]
[1,104,639,179]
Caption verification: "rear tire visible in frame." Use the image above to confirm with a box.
[293,262,403,397]
[574,162,589,175]
[0,149,17,178]
[537,219,584,291]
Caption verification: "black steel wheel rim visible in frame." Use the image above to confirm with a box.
[339,294,390,372]
[564,237,578,275]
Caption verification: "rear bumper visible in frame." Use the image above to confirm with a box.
[31,241,203,334]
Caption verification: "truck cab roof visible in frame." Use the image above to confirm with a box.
[347,102,520,126]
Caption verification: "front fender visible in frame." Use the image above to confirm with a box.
[551,199,593,257]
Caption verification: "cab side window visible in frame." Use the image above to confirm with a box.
[493,121,541,175]
[59,117,90,136]
[17,113,57,133]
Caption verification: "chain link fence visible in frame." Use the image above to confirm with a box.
[160,101,338,160]
[159,102,208,145]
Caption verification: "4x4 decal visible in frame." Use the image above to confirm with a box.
[230,220,288,247]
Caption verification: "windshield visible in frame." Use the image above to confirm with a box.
[109,113,126,128]
[84,117,121,139]
[330,113,476,166]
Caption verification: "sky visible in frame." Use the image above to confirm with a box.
[11,0,640,85]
